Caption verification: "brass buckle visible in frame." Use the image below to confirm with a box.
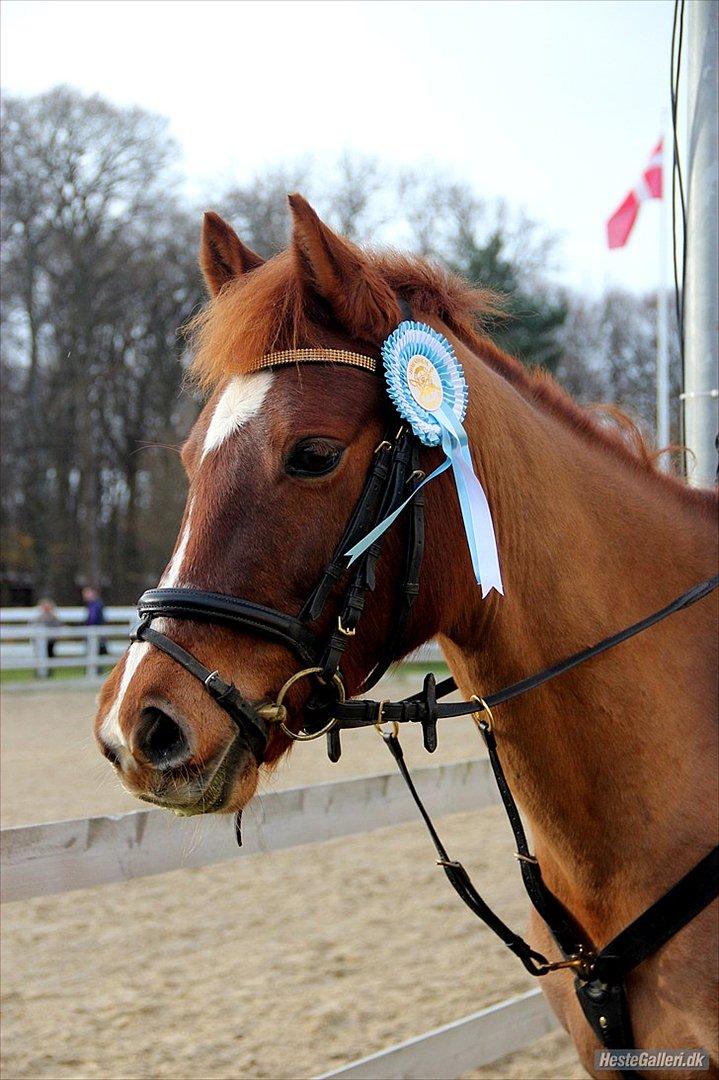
[406,469,425,485]
[337,617,356,637]
[264,666,345,741]
[373,700,399,739]
[535,948,595,979]
[470,694,495,732]
[374,439,391,454]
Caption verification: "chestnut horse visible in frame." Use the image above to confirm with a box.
[95,197,718,1077]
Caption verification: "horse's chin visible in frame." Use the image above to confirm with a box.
[132,742,259,816]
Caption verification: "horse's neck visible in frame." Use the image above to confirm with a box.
[430,346,718,931]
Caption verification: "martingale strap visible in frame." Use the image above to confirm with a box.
[381,729,581,977]
[377,712,718,1079]
[378,721,719,972]
[361,574,718,1074]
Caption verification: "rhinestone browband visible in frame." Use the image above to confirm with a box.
[251,348,379,374]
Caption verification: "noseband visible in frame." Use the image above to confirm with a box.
[131,307,718,1079]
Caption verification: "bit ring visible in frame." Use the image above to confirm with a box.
[271,666,345,741]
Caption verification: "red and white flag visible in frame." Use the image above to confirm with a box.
[606,139,663,249]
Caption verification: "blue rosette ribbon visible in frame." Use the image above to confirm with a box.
[345,322,504,598]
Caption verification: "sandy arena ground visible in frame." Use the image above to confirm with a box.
[1,674,584,1079]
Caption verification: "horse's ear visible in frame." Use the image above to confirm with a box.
[200,211,265,296]
[288,193,399,338]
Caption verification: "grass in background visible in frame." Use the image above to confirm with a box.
[0,660,449,688]
[0,666,115,684]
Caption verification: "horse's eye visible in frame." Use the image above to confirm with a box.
[285,438,344,478]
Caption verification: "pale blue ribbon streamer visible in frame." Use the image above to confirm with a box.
[345,404,504,597]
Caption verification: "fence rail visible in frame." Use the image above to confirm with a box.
[0,605,136,623]
[1,757,497,902]
[317,989,558,1079]
[0,606,441,681]
[0,758,560,1076]
[0,622,132,678]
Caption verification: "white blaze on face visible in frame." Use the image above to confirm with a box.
[161,498,194,588]
[100,371,274,744]
[201,372,274,460]
[100,641,150,747]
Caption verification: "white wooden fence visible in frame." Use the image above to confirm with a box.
[0,606,441,683]
[1,757,559,1076]
[0,605,136,680]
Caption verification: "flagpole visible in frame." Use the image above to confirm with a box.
[682,0,719,487]
[656,110,670,464]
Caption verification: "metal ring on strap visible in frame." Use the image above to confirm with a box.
[470,694,495,732]
[272,666,345,741]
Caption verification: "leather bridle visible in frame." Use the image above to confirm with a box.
[134,420,426,761]
[132,310,718,1079]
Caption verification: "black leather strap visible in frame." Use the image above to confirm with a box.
[332,574,719,730]
[382,730,554,975]
[591,845,719,985]
[381,704,717,1077]
[138,588,318,664]
[575,978,639,1077]
[300,437,394,623]
[134,623,271,762]
[317,431,414,680]
[478,719,589,958]
[360,440,426,695]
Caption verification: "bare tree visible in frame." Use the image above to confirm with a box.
[1,90,666,601]
[555,288,682,447]
[1,87,198,599]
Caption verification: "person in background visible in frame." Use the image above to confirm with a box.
[34,598,63,676]
[82,586,107,656]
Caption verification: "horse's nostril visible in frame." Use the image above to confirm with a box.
[135,707,191,769]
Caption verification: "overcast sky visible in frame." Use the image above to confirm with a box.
[2,0,676,294]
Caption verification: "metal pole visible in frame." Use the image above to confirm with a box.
[656,111,670,460]
[682,0,719,487]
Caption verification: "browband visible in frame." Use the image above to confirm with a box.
[250,290,412,375]
[251,348,379,374]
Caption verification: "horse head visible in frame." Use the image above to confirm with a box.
[94,196,487,813]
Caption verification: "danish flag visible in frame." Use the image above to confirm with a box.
[606,139,664,249]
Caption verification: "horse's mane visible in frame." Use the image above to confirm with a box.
[188,248,717,512]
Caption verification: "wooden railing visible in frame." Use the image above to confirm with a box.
[0,606,441,682]
[1,758,558,1076]
[0,605,136,680]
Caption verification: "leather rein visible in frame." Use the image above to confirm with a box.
[132,317,718,1076]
